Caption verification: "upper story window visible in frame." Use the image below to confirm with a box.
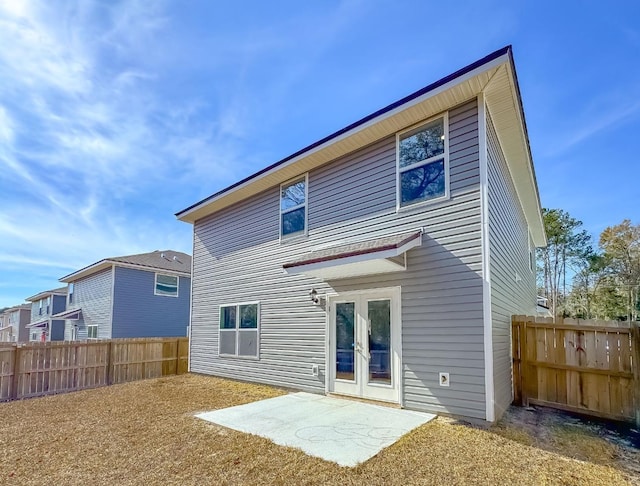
[38,300,43,316]
[280,175,307,238]
[155,274,179,297]
[397,115,449,208]
[219,302,259,358]
[68,283,74,305]
[45,297,50,315]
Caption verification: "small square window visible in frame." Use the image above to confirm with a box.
[398,116,448,208]
[219,302,259,358]
[87,325,98,339]
[155,274,179,297]
[280,176,307,238]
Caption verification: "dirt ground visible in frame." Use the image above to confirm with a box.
[0,374,636,485]
[490,405,640,484]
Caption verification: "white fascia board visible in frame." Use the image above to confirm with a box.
[177,54,510,223]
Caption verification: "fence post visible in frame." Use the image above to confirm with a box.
[175,338,180,375]
[10,345,20,400]
[632,322,640,428]
[106,340,112,386]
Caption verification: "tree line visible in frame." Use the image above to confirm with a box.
[537,209,640,321]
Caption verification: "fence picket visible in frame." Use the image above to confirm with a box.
[0,337,188,402]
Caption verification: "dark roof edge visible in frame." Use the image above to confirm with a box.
[176,46,512,218]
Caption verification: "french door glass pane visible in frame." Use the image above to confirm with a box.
[368,299,391,384]
[335,302,355,381]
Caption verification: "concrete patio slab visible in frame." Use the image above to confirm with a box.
[196,392,436,467]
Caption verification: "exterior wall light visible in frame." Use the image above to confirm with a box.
[309,288,319,304]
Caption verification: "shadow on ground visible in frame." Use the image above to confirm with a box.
[445,405,640,484]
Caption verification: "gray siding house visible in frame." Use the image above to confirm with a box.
[57,250,191,340]
[26,288,67,342]
[0,304,31,342]
[177,46,546,422]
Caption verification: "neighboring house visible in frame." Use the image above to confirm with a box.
[26,288,68,342]
[177,46,546,422]
[56,250,191,340]
[0,304,32,342]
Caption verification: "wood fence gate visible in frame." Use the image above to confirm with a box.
[512,316,639,426]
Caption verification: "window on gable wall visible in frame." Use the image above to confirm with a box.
[219,303,259,358]
[155,274,178,297]
[397,115,449,207]
[280,176,307,237]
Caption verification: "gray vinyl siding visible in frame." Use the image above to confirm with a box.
[65,268,113,340]
[191,99,486,419]
[111,266,190,338]
[487,109,537,420]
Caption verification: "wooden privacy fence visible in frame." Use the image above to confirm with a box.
[512,316,639,426]
[0,337,189,402]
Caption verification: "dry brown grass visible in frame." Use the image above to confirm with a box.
[0,374,633,485]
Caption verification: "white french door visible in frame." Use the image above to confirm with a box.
[328,288,401,403]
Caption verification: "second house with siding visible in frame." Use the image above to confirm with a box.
[55,250,191,340]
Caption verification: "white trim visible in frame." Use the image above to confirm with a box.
[218,301,261,359]
[109,265,115,340]
[279,173,309,241]
[154,273,180,297]
[188,232,195,372]
[177,53,510,223]
[478,93,495,422]
[395,112,450,211]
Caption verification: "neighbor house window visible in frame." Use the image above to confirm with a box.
[31,332,37,341]
[397,115,448,207]
[280,175,307,238]
[155,274,179,297]
[87,325,98,339]
[38,300,43,315]
[68,283,74,305]
[45,297,50,315]
[219,302,259,358]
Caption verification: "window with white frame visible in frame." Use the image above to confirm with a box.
[68,283,74,304]
[38,300,43,315]
[87,325,98,339]
[397,115,448,207]
[31,332,37,341]
[280,176,307,238]
[155,274,179,297]
[45,297,50,315]
[219,303,259,358]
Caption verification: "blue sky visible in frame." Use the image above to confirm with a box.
[1,0,639,308]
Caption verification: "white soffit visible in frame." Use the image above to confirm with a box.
[484,64,546,246]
